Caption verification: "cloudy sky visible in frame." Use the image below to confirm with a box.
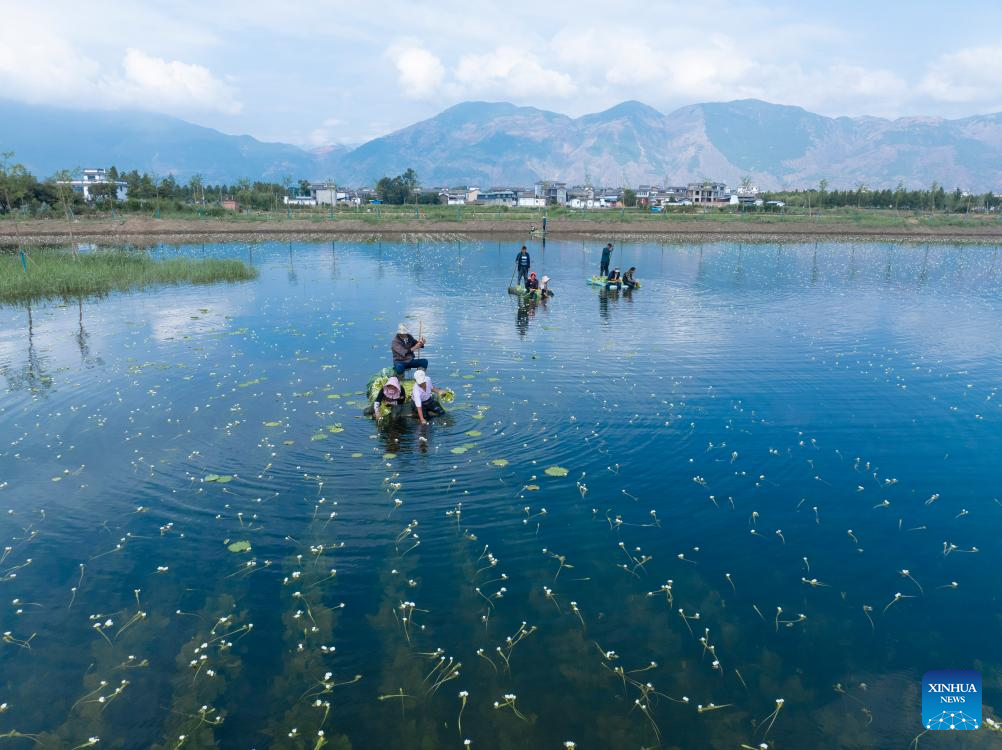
[2,0,1001,147]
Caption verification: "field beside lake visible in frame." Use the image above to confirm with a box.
[3,207,1002,246]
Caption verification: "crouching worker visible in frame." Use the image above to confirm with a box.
[365,376,407,421]
[623,266,638,289]
[392,324,428,377]
[412,370,445,424]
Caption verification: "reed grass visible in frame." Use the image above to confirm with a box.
[0,248,257,304]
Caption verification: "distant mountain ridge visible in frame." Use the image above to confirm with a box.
[336,99,1002,191]
[2,97,1001,191]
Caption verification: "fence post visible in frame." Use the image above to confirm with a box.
[20,250,28,273]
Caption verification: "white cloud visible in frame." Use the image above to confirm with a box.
[0,8,102,104]
[0,9,240,116]
[919,45,1002,103]
[304,117,344,147]
[101,49,242,114]
[389,45,446,99]
[454,48,575,98]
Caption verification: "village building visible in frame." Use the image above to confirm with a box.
[478,189,518,207]
[534,181,567,206]
[686,182,730,205]
[517,191,546,207]
[57,168,128,202]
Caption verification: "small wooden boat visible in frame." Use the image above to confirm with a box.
[587,276,641,290]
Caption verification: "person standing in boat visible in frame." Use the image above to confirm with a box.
[600,243,613,277]
[412,369,445,424]
[623,266,638,289]
[515,246,531,286]
[392,324,427,377]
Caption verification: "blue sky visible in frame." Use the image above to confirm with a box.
[2,0,1001,147]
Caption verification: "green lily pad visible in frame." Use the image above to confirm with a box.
[544,466,569,477]
[204,473,220,482]
[383,452,397,459]
[311,433,327,441]
[264,421,282,427]
[525,484,540,491]
[351,452,364,458]
[227,540,251,553]
[216,475,233,483]
[328,424,345,434]
[283,440,295,445]
[466,430,482,437]
[451,446,469,455]
[491,459,509,467]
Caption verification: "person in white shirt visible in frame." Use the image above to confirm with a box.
[412,369,445,424]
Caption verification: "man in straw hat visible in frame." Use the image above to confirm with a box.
[391,323,428,377]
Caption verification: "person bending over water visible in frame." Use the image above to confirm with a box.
[623,266,638,289]
[392,324,427,376]
[526,272,540,291]
[412,370,446,424]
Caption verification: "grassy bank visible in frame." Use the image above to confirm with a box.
[0,248,258,304]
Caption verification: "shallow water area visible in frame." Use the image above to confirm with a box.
[1,238,1000,749]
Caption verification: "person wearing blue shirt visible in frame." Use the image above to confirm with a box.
[515,246,531,286]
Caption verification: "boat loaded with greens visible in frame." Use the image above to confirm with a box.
[507,285,554,300]
[587,275,641,290]
[363,367,454,421]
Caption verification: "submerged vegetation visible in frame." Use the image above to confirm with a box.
[0,248,257,303]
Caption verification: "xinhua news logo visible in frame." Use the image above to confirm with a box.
[922,670,981,730]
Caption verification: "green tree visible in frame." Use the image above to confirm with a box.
[376,169,420,205]
[0,152,32,216]
[189,174,204,206]
[623,188,637,207]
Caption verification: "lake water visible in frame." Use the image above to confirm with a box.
[1,238,1000,749]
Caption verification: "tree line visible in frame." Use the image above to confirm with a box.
[0,153,315,216]
[761,180,1000,213]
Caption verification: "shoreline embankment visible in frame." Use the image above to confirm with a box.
[3,217,1002,245]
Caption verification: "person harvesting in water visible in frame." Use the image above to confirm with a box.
[412,369,446,424]
[623,266,638,289]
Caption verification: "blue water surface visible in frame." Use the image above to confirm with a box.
[0,238,999,749]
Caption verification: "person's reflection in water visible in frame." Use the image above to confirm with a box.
[516,300,530,337]
[598,288,613,321]
[378,421,404,456]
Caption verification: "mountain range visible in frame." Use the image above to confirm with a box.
[2,98,1001,191]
